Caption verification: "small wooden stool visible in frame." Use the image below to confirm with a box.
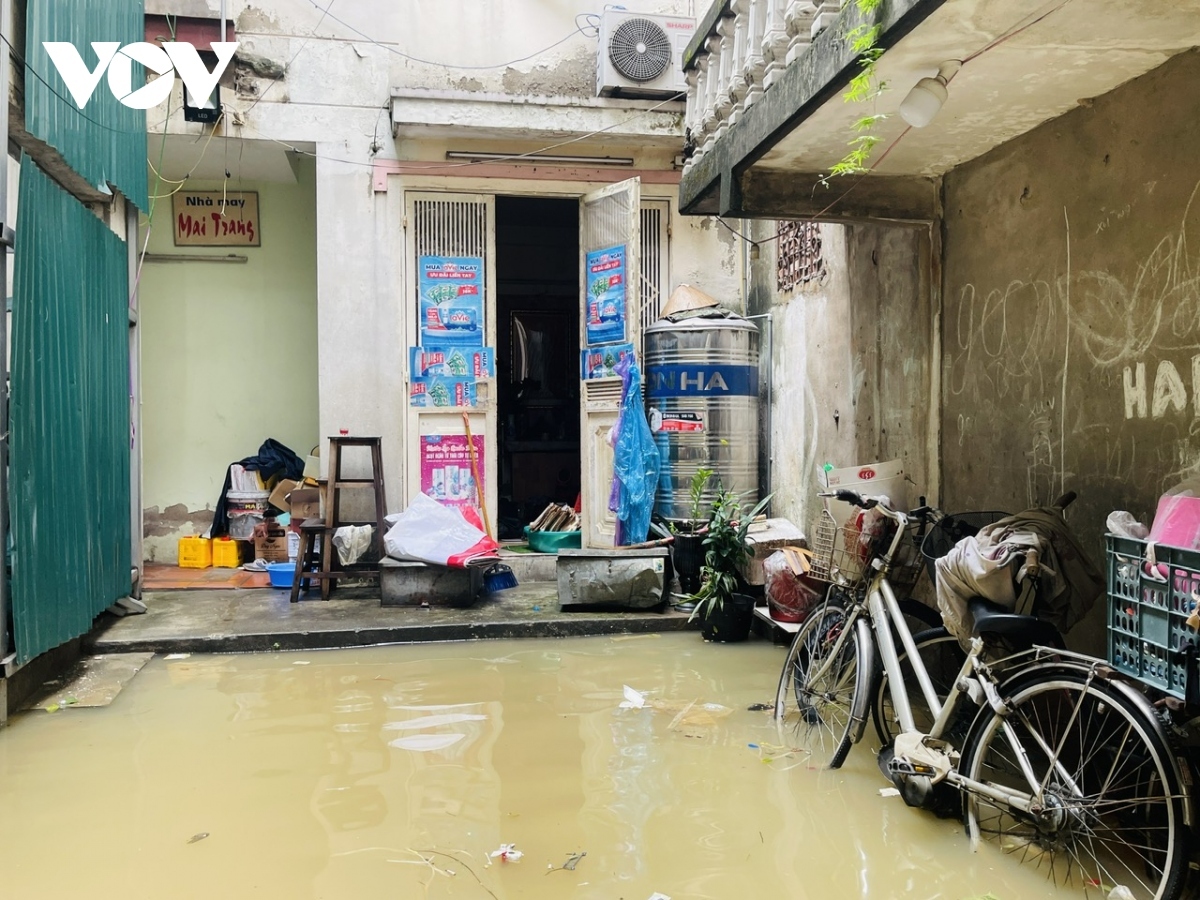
[290,436,388,601]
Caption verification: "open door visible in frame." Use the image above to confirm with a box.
[578,177,641,549]
[404,192,498,536]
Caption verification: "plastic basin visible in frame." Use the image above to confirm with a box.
[523,526,582,553]
[266,562,296,588]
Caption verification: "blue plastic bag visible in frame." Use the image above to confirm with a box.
[608,354,660,545]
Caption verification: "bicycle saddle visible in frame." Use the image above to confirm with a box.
[967,597,1061,646]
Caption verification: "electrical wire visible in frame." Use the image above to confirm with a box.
[0,33,140,136]
[714,0,1075,239]
[298,0,599,70]
[242,0,340,116]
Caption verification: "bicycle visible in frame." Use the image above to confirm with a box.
[775,490,1192,900]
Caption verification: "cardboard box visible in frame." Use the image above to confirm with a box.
[268,478,301,513]
[289,488,321,521]
[254,521,290,562]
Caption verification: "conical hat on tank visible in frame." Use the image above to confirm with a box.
[659,283,719,318]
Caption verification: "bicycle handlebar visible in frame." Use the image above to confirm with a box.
[1054,491,1077,510]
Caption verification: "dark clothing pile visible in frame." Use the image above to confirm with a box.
[210,439,304,537]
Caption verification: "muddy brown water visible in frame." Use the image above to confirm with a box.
[0,634,1076,898]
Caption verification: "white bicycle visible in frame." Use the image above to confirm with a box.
[775,490,1192,900]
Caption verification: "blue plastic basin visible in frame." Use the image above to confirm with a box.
[266,562,296,588]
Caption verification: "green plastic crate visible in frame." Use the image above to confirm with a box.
[1106,534,1200,701]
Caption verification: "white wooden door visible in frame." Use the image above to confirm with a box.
[578,177,642,548]
[404,192,498,536]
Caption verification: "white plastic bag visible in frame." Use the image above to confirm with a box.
[333,525,373,565]
[383,493,499,568]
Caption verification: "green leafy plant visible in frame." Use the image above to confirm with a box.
[687,466,716,524]
[825,0,889,182]
[687,489,773,622]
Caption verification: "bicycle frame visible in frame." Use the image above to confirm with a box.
[799,502,1057,818]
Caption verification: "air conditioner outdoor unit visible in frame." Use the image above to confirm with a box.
[596,10,695,99]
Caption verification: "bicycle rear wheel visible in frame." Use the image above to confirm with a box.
[774,603,871,769]
[960,669,1188,900]
[872,627,967,747]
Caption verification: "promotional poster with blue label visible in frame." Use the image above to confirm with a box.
[580,342,635,379]
[584,245,627,346]
[410,346,495,379]
[419,256,484,347]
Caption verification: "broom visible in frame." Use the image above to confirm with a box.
[463,412,518,591]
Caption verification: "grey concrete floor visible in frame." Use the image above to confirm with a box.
[86,582,696,654]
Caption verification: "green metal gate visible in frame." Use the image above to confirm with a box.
[10,159,132,663]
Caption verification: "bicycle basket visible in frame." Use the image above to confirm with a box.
[809,509,868,587]
[920,511,1010,585]
[810,509,924,593]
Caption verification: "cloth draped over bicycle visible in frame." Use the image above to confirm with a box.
[934,507,1103,645]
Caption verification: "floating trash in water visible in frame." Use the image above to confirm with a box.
[164,653,190,660]
[1108,887,1135,900]
[489,843,523,863]
[647,893,671,900]
[187,832,209,844]
[618,685,646,709]
[383,713,487,731]
[879,788,901,798]
[747,703,771,711]
[389,733,465,752]
[292,660,310,666]
[547,851,587,873]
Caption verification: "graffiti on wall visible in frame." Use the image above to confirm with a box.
[948,181,1200,507]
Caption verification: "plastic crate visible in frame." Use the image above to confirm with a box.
[212,538,247,568]
[178,536,212,569]
[1106,535,1200,701]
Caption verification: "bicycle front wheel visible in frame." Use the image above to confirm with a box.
[960,670,1188,900]
[872,627,967,748]
[774,604,870,769]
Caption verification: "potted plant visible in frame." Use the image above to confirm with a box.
[670,467,714,598]
[688,488,773,642]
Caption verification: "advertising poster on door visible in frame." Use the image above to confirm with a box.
[420,434,485,510]
[585,245,627,345]
[419,256,484,347]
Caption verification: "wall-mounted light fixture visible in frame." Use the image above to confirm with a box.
[445,151,635,166]
[898,60,962,128]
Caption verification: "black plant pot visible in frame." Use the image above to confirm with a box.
[699,593,756,643]
[672,532,705,595]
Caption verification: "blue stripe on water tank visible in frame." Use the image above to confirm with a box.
[646,364,759,397]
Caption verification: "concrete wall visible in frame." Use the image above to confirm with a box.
[140,159,319,562]
[747,221,932,536]
[213,0,695,101]
[941,49,1200,652]
[145,0,735,541]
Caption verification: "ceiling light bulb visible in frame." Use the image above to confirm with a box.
[898,61,961,128]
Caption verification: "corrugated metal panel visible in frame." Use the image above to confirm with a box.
[10,159,132,663]
[25,0,149,211]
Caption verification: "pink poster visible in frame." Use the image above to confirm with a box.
[420,434,485,510]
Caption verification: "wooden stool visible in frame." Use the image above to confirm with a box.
[290,436,387,601]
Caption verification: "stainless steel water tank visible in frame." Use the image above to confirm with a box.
[645,314,760,520]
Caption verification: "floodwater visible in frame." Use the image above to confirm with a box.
[0,634,1079,899]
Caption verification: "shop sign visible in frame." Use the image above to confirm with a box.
[172,191,260,246]
[420,434,484,510]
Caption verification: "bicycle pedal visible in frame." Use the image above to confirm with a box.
[887,757,936,779]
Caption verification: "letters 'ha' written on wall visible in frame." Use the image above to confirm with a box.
[172,191,261,247]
